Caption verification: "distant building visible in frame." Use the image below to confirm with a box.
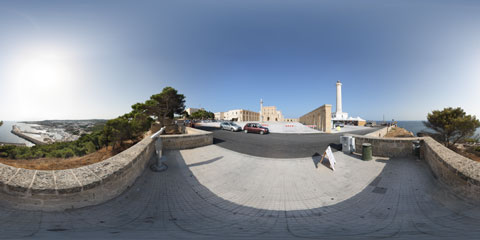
[299,104,332,133]
[284,118,298,122]
[261,106,284,122]
[214,112,224,120]
[185,108,204,116]
[215,109,259,122]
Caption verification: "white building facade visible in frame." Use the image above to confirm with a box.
[186,108,204,116]
[215,109,259,122]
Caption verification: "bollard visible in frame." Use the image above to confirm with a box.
[150,127,168,172]
[362,143,372,161]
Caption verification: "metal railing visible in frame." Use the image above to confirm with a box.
[150,127,167,172]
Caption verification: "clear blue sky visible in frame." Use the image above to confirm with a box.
[0,0,479,121]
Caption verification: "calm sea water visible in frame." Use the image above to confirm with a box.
[0,121,32,146]
[396,121,480,137]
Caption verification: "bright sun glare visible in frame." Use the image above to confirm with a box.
[10,50,73,92]
[4,46,78,117]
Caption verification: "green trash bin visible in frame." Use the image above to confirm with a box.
[412,140,421,158]
[362,143,372,161]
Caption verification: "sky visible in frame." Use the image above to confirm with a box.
[0,0,479,121]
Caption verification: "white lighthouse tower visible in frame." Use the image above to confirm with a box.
[332,80,348,120]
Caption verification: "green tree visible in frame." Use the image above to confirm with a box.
[127,103,153,137]
[103,117,133,150]
[190,110,214,120]
[0,87,186,160]
[182,111,190,119]
[424,107,480,147]
[84,141,97,154]
[143,87,186,126]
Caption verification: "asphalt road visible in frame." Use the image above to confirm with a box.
[197,126,381,158]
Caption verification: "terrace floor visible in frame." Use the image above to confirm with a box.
[0,145,479,239]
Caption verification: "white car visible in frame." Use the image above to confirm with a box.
[220,122,242,132]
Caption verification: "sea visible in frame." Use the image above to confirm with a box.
[395,121,480,137]
[0,121,34,146]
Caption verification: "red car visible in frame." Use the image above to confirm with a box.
[243,123,269,135]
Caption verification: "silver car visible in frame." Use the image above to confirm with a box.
[220,122,242,132]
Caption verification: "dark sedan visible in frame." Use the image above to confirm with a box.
[243,123,269,135]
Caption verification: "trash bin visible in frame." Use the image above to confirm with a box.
[340,136,356,154]
[362,143,372,161]
[349,137,356,153]
[412,140,421,158]
[341,136,350,153]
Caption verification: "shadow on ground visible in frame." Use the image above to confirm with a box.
[1,150,478,239]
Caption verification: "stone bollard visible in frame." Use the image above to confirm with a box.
[362,143,372,161]
[150,127,168,172]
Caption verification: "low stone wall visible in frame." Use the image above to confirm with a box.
[364,126,394,138]
[422,137,480,201]
[160,127,213,150]
[0,136,156,211]
[350,134,480,202]
[351,134,420,158]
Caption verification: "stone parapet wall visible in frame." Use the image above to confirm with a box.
[351,134,420,158]
[422,137,480,201]
[365,126,394,138]
[0,136,155,211]
[160,127,213,150]
[349,134,480,202]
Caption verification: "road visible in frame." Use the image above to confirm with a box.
[197,126,380,158]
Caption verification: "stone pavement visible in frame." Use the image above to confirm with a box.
[0,145,479,239]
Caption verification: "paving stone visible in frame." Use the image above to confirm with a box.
[0,145,478,239]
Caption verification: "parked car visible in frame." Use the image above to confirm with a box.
[220,122,242,132]
[334,122,345,128]
[243,123,269,135]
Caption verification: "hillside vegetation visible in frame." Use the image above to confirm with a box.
[0,86,185,161]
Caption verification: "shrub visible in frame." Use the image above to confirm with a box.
[0,87,185,160]
[85,141,96,154]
